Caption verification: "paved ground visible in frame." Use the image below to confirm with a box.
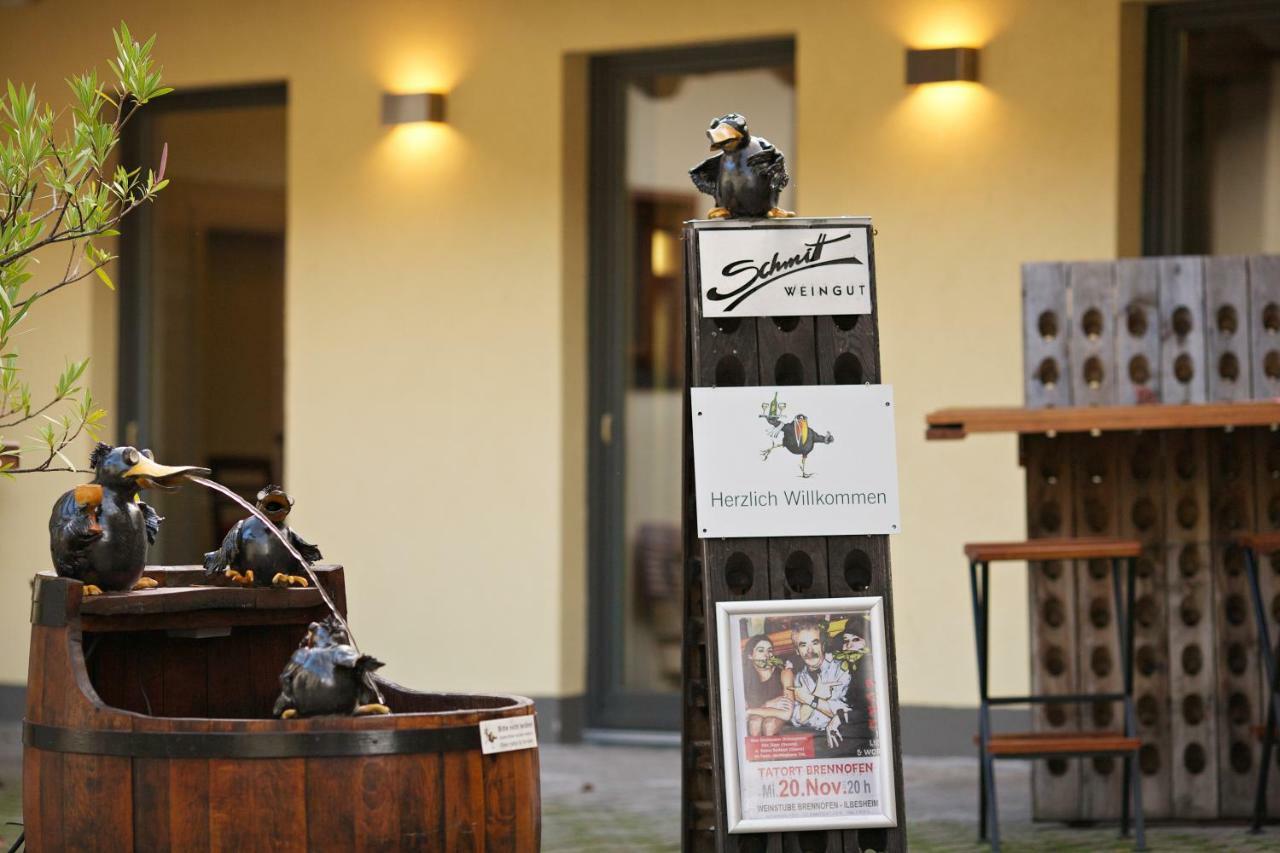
[1,730,1277,850]
[541,743,1280,852]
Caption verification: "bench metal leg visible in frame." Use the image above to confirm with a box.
[969,560,999,850]
[1247,545,1280,834]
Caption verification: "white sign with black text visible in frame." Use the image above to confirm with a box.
[691,385,901,538]
[695,218,872,317]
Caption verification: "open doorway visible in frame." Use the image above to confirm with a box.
[119,84,287,564]
[587,40,795,732]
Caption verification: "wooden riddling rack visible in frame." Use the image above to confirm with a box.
[680,219,907,853]
[1021,255,1280,821]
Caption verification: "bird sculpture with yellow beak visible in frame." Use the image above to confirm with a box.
[48,443,209,594]
[689,112,794,219]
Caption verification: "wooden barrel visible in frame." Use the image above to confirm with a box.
[23,567,540,851]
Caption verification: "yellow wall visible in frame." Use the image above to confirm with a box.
[0,0,1134,707]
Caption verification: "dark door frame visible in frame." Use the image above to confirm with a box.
[586,37,795,731]
[1143,0,1280,255]
[117,82,287,449]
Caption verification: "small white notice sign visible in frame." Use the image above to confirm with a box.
[696,218,872,318]
[479,716,538,754]
[691,385,901,538]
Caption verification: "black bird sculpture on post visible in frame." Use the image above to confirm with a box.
[48,443,209,595]
[689,112,793,219]
[203,485,320,587]
[273,616,390,718]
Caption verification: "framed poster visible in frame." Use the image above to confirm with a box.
[691,385,901,538]
[716,597,897,833]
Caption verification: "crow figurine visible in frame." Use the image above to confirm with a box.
[273,617,390,718]
[689,113,793,219]
[48,443,209,595]
[203,485,320,588]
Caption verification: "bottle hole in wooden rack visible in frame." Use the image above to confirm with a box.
[1037,310,1058,340]
[1136,645,1158,677]
[1179,545,1200,577]
[1088,598,1110,629]
[857,829,888,852]
[1172,305,1194,337]
[1224,544,1244,576]
[1145,748,1169,779]
[1227,642,1248,675]
[1136,556,1156,579]
[1218,351,1240,382]
[1081,307,1104,339]
[1042,596,1064,628]
[1128,355,1151,385]
[842,550,872,592]
[1126,305,1148,337]
[774,353,804,385]
[1225,594,1247,626]
[1181,643,1203,675]
[1184,743,1207,775]
[1136,694,1159,726]
[1131,498,1156,531]
[1083,356,1104,388]
[1084,500,1109,534]
[1266,350,1280,381]
[795,830,828,852]
[1087,558,1109,581]
[1182,693,1205,725]
[1135,595,1157,628]
[1044,703,1067,727]
[1217,303,1239,335]
[1047,758,1069,776]
[1174,353,1195,384]
[723,552,754,595]
[1228,691,1251,725]
[1091,701,1113,728]
[1265,302,1280,333]
[1038,501,1062,533]
[1090,646,1112,677]
[833,315,859,332]
[1092,756,1114,776]
[1041,559,1063,580]
[1230,741,1252,774]
[833,352,863,384]
[784,551,814,593]
[1179,596,1201,627]
[1176,497,1199,530]
[714,355,746,386]
[1035,357,1059,388]
[1042,645,1066,677]
[771,316,800,333]
[712,317,741,335]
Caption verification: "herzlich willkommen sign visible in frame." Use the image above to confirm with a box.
[695,218,873,318]
[691,385,901,538]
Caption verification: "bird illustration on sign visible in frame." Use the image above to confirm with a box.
[759,392,835,478]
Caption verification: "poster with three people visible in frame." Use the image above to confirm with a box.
[716,597,897,832]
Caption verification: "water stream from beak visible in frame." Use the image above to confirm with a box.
[187,475,359,650]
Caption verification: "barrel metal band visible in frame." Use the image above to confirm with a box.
[25,720,482,759]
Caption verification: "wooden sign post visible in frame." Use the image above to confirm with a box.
[680,217,907,852]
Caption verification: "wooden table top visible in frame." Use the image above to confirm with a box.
[925,400,1280,440]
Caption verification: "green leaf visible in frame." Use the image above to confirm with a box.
[94,265,114,290]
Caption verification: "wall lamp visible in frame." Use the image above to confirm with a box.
[905,47,980,85]
[381,92,447,124]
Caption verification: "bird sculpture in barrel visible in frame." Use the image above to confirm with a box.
[273,616,390,718]
[203,485,320,587]
[48,443,209,595]
[689,112,793,219]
